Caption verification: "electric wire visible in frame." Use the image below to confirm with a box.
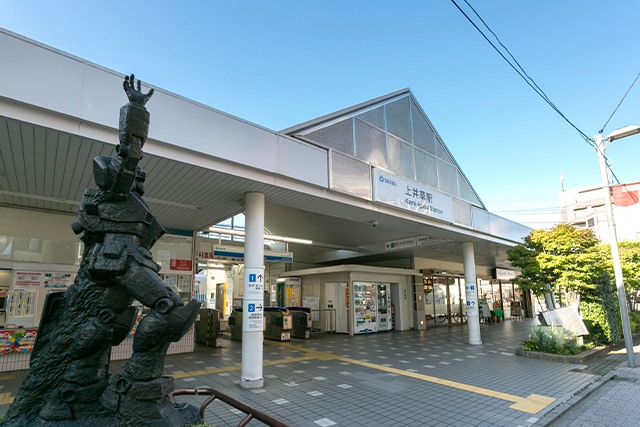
[600,71,640,133]
[451,0,592,145]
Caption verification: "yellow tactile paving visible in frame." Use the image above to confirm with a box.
[169,355,315,379]
[170,340,556,414]
[0,392,14,405]
[509,394,557,414]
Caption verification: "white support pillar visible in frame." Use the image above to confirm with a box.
[462,242,482,345]
[241,192,265,389]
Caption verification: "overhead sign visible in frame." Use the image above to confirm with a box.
[372,167,453,223]
[196,245,293,263]
[385,238,416,251]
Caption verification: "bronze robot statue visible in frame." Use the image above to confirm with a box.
[3,75,201,427]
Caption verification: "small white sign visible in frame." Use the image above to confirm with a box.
[243,299,264,331]
[244,267,265,297]
[495,268,517,280]
[385,238,416,251]
[372,167,454,223]
[416,236,448,247]
[465,284,478,316]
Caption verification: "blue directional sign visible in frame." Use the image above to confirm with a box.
[248,303,255,312]
[249,274,256,282]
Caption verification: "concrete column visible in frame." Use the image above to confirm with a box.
[241,192,265,388]
[462,242,482,345]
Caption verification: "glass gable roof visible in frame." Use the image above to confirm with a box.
[284,91,484,209]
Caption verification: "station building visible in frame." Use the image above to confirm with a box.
[0,28,531,371]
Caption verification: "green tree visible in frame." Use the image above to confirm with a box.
[597,240,640,307]
[507,223,602,298]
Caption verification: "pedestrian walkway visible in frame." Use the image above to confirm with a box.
[534,341,640,427]
[0,319,611,426]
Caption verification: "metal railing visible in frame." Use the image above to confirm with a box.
[169,387,292,427]
[310,308,336,334]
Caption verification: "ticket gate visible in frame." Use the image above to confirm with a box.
[288,306,312,339]
[195,308,221,347]
[228,309,243,341]
[264,307,291,341]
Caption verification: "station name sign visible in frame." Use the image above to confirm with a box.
[372,167,453,223]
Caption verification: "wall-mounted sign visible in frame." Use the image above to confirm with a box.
[170,259,192,271]
[416,236,448,247]
[495,268,517,280]
[372,167,453,223]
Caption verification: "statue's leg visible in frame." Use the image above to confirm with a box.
[100,262,200,425]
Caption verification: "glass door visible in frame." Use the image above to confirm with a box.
[424,278,436,326]
[449,278,464,324]
[433,277,449,326]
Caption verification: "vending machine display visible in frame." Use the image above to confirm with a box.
[353,282,377,334]
[377,283,391,331]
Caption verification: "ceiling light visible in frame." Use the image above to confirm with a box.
[208,227,312,245]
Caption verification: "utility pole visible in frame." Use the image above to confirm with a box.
[594,126,639,368]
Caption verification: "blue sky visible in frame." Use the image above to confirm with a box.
[2,1,639,228]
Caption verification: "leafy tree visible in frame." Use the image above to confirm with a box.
[597,240,640,307]
[507,223,602,298]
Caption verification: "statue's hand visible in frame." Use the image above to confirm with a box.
[123,74,154,106]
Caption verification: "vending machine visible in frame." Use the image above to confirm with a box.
[352,282,377,334]
[376,283,391,331]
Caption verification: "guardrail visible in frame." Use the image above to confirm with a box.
[310,308,336,334]
[169,387,292,427]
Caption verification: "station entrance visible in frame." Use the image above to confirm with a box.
[423,276,467,327]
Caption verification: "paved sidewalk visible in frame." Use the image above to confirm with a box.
[534,344,640,427]
[0,319,616,426]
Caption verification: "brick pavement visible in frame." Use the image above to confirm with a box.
[535,344,640,427]
[0,319,611,426]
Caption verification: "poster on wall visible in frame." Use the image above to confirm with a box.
[177,275,192,293]
[302,296,319,321]
[0,329,38,354]
[8,289,38,317]
[14,272,42,288]
[43,272,74,288]
[163,274,178,292]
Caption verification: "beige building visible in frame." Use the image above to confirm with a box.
[560,182,640,243]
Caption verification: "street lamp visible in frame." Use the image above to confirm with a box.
[594,124,640,368]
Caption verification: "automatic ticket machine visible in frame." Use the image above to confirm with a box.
[195,308,221,347]
[264,307,292,341]
[287,306,312,339]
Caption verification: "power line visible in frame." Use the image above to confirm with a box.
[486,197,558,203]
[451,0,592,144]
[600,71,640,133]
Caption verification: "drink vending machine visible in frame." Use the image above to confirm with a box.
[376,283,391,331]
[353,282,377,334]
